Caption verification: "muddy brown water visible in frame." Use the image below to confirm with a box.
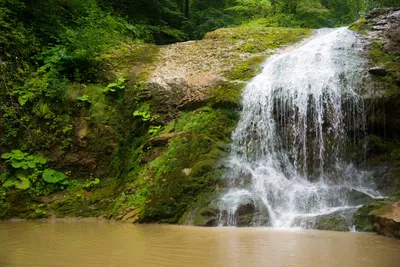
[0,220,399,267]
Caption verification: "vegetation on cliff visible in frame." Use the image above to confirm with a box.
[0,0,311,221]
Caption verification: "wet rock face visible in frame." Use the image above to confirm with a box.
[357,9,400,199]
[183,193,270,227]
[365,9,400,54]
[370,201,400,238]
[314,209,358,232]
[368,67,388,76]
[291,208,359,231]
[217,194,270,227]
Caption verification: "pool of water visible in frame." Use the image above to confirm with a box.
[0,220,399,267]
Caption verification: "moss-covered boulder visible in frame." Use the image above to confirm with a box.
[314,208,359,232]
[183,190,270,227]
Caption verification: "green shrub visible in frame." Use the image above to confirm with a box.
[0,150,67,194]
[103,77,126,94]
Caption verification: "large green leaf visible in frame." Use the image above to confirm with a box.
[42,169,66,184]
[3,177,17,188]
[35,156,47,165]
[18,95,29,106]
[28,161,37,168]
[15,169,28,179]
[11,161,23,168]
[21,162,30,170]
[1,153,12,159]
[15,178,30,190]
[11,150,26,160]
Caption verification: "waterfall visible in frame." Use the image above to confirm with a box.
[218,28,381,228]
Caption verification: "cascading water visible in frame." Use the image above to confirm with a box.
[218,28,382,228]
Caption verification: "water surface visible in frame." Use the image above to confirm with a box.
[1,220,399,267]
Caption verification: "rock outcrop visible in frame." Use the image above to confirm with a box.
[348,8,400,239]
[364,9,400,54]
[370,202,400,238]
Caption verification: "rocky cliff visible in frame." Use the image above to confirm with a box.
[349,8,400,238]
[0,21,310,223]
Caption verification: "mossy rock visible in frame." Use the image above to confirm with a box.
[50,194,109,218]
[179,191,222,226]
[353,200,393,232]
[5,189,33,218]
[314,208,359,232]
[208,82,244,109]
[224,56,266,81]
[193,206,219,227]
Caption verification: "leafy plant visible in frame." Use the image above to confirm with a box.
[0,150,68,193]
[77,95,90,102]
[1,150,46,170]
[133,110,151,121]
[42,168,67,184]
[148,125,162,136]
[133,103,159,122]
[103,77,126,94]
[82,178,100,190]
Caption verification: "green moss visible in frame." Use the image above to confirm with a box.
[178,191,220,226]
[0,189,8,218]
[50,192,111,218]
[173,107,239,141]
[98,42,159,82]
[247,213,253,224]
[353,200,394,232]
[367,134,399,154]
[368,40,400,96]
[349,17,368,34]
[369,201,394,217]
[108,105,238,223]
[206,25,311,54]
[5,189,33,218]
[193,206,218,226]
[315,216,348,232]
[225,56,266,81]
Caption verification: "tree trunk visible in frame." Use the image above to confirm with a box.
[185,0,189,18]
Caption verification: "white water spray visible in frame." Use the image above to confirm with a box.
[219,28,381,228]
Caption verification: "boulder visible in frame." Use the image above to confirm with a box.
[368,67,388,76]
[291,207,359,231]
[181,191,270,227]
[314,208,358,231]
[217,192,270,227]
[121,209,139,223]
[370,201,400,238]
[182,205,219,227]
